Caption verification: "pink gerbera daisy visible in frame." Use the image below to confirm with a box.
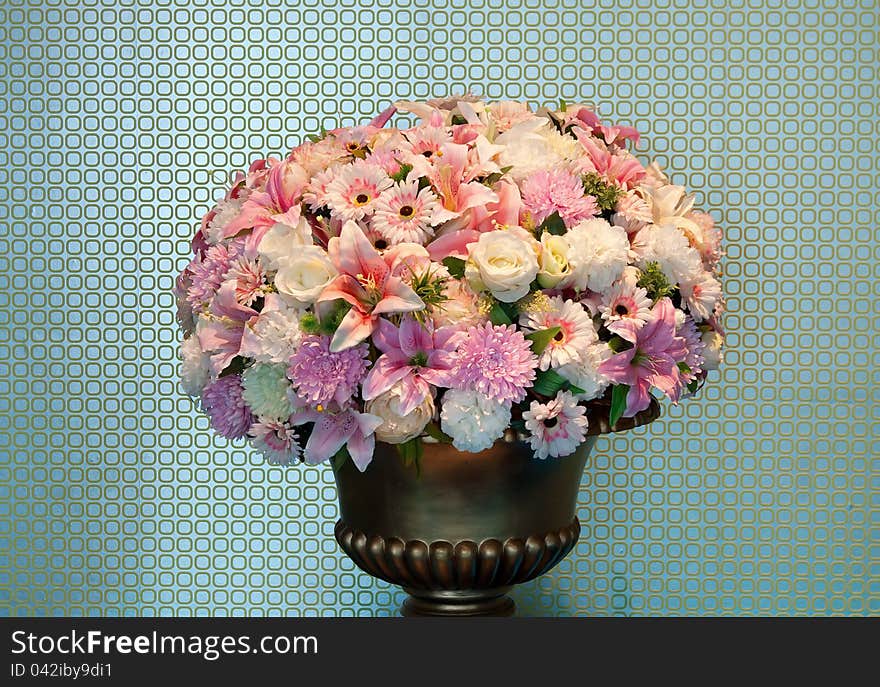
[372,181,441,245]
[287,334,370,408]
[522,390,588,459]
[251,419,302,465]
[450,322,538,404]
[519,297,598,371]
[521,168,598,227]
[302,165,341,211]
[324,160,393,221]
[599,281,653,336]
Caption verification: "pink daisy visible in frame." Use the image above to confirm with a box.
[599,281,653,336]
[223,255,267,306]
[324,160,393,221]
[287,334,370,408]
[679,271,722,322]
[365,146,406,176]
[450,322,538,405]
[519,297,598,371]
[522,390,588,459]
[251,419,302,465]
[521,168,598,227]
[201,375,254,440]
[372,181,440,245]
[302,165,341,211]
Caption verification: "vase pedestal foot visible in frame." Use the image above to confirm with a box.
[400,588,515,617]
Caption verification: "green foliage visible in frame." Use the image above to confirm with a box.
[487,299,517,326]
[423,422,453,443]
[409,268,448,321]
[299,313,321,335]
[607,335,633,353]
[219,356,249,378]
[609,384,630,427]
[581,172,624,211]
[317,301,351,336]
[531,369,569,397]
[537,211,567,236]
[525,326,562,356]
[390,163,413,183]
[637,262,675,302]
[441,256,466,279]
[331,446,350,472]
[396,438,423,474]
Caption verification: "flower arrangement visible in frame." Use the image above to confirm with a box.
[175,97,724,471]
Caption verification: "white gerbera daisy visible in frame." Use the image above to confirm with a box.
[519,297,598,371]
[599,281,653,335]
[522,390,588,460]
[324,160,393,221]
[372,181,440,245]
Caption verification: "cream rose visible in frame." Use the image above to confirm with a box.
[366,385,434,444]
[273,245,337,305]
[465,229,539,303]
[258,217,312,270]
[537,232,573,289]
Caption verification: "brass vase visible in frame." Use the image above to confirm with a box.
[333,399,660,617]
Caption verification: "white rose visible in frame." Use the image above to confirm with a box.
[465,229,539,303]
[701,330,723,371]
[366,384,434,444]
[439,389,511,453]
[537,232,573,288]
[273,245,338,305]
[258,217,313,270]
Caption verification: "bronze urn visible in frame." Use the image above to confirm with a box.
[333,398,660,617]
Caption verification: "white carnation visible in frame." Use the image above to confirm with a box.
[565,218,630,293]
[556,342,613,402]
[495,120,579,181]
[632,222,703,284]
[205,197,245,245]
[439,389,511,453]
[239,294,304,364]
[180,335,212,396]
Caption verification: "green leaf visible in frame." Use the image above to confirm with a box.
[559,99,567,111]
[219,356,249,378]
[331,446,349,472]
[567,383,586,396]
[390,162,413,183]
[525,326,562,356]
[677,361,692,375]
[451,114,468,125]
[538,211,566,236]
[609,384,630,428]
[442,256,466,279]
[423,422,452,443]
[607,336,632,353]
[488,301,513,326]
[687,379,700,394]
[532,369,569,397]
[396,438,423,475]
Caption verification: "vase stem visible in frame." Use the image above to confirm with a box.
[400,588,515,617]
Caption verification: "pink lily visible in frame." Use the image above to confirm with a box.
[573,131,646,190]
[291,404,383,472]
[361,317,458,414]
[317,221,424,352]
[428,141,499,230]
[597,297,689,417]
[196,280,258,374]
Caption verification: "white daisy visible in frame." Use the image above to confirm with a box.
[372,181,441,245]
[599,281,653,335]
[324,160,393,221]
[522,391,588,460]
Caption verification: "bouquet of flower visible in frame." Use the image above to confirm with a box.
[175,97,724,471]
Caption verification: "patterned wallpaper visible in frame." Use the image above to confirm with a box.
[1,0,877,616]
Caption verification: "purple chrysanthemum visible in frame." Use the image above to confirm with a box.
[450,322,538,404]
[677,313,705,381]
[201,374,254,440]
[287,335,370,408]
[521,168,598,228]
[186,240,243,310]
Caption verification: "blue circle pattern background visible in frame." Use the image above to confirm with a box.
[0,0,878,616]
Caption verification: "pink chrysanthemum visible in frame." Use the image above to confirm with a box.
[223,255,267,306]
[522,390,588,460]
[599,281,653,336]
[519,297,598,371]
[186,240,242,311]
[201,374,254,440]
[521,168,598,227]
[251,419,302,465]
[676,313,705,382]
[372,181,440,245]
[450,322,538,404]
[324,160,393,221]
[287,335,370,408]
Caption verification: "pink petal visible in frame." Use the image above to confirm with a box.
[397,377,430,415]
[372,278,424,315]
[373,318,400,354]
[398,317,431,357]
[329,308,375,352]
[304,415,352,465]
[426,229,481,261]
[316,274,367,310]
[361,356,410,401]
[369,105,397,129]
[329,221,389,282]
[347,428,376,472]
[624,380,652,417]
